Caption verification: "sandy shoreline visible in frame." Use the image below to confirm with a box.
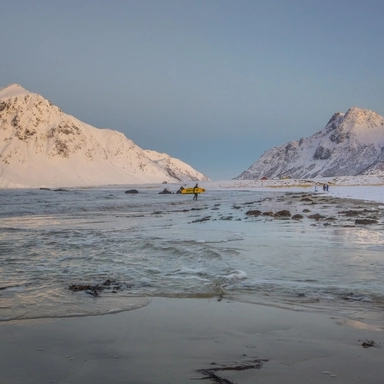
[1,297,383,384]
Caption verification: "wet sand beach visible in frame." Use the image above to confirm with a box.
[1,189,384,383]
[1,297,383,384]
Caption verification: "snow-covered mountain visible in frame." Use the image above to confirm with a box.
[0,84,209,188]
[236,107,384,180]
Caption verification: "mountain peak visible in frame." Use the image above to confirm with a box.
[0,84,209,188]
[0,84,31,100]
[236,107,384,180]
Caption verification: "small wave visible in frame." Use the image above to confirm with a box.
[225,270,247,280]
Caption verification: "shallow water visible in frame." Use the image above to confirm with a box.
[1,186,383,325]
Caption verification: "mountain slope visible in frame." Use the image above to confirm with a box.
[0,84,209,188]
[235,107,384,180]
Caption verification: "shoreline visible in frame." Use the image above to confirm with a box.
[1,297,383,383]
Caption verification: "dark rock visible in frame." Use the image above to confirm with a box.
[220,216,233,220]
[355,218,378,225]
[68,279,133,297]
[302,209,311,213]
[125,189,139,194]
[191,216,211,223]
[274,210,291,218]
[246,210,262,216]
[301,197,313,202]
[292,214,304,220]
[308,213,326,220]
[159,188,173,194]
[262,211,274,216]
[338,210,361,217]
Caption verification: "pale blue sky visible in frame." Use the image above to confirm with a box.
[2,0,384,180]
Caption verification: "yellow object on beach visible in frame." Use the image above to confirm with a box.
[181,187,206,194]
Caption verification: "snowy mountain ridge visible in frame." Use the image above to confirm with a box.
[0,84,209,188]
[236,107,384,180]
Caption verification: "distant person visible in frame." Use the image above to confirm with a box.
[323,184,326,192]
[326,183,329,192]
[314,184,318,192]
[193,183,199,200]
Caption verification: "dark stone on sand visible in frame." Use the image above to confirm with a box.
[39,187,51,191]
[303,209,311,213]
[125,189,139,194]
[308,213,326,220]
[0,284,21,290]
[274,210,291,218]
[159,188,173,194]
[355,218,378,225]
[301,197,313,202]
[338,210,361,217]
[262,211,274,216]
[191,216,211,223]
[196,358,268,383]
[246,210,262,216]
[68,279,133,297]
[292,214,304,220]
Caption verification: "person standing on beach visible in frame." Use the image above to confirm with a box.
[193,183,199,200]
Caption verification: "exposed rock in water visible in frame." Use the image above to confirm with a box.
[308,213,326,220]
[355,218,378,225]
[338,210,361,216]
[68,279,133,297]
[125,189,139,194]
[246,210,262,216]
[159,188,173,194]
[191,216,211,223]
[274,210,291,218]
